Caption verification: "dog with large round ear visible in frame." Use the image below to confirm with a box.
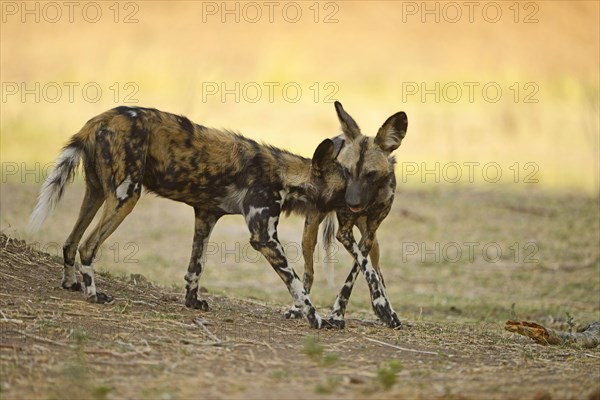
[334,100,408,153]
[295,101,408,329]
[327,102,408,328]
[331,101,408,213]
[311,138,335,178]
[374,111,408,154]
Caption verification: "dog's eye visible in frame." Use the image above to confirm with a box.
[365,171,378,179]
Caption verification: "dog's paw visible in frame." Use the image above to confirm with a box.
[62,281,82,291]
[86,292,114,304]
[283,306,303,319]
[185,298,209,311]
[325,318,346,329]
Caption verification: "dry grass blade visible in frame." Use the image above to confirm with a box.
[193,317,221,343]
[5,329,71,348]
[0,309,23,324]
[364,337,439,356]
[0,270,27,283]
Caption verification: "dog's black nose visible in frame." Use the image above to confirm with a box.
[345,181,365,212]
[345,197,364,213]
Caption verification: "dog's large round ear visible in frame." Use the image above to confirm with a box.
[312,139,335,176]
[374,112,408,154]
[334,101,361,140]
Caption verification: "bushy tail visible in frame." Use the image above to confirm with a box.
[322,211,337,254]
[28,144,83,232]
[321,212,337,286]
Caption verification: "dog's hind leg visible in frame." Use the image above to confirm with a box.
[77,120,148,303]
[62,183,105,291]
[302,211,326,293]
[78,192,139,303]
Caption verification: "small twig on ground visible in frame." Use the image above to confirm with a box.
[0,318,24,324]
[193,317,221,343]
[252,320,298,335]
[92,359,163,366]
[85,342,151,357]
[0,270,27,283]
[131,300,157,307]
[120,300,130,314]
[364,337,439,356]
[3,235,11,249]
[0,310,23,324]
[236,339,279,358]
[84,349,135,358]
[6,329,70,347]
[179,338,228,347]
[238,297,269,308]
[114,341,136,351]
[330,337,356,347]
[347,318,380,327]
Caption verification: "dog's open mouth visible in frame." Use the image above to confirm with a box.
[349,206,364,213]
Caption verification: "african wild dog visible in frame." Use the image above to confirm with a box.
[28,106,348,328]
[285,102,408,329]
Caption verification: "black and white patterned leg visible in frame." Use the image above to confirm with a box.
[335,219,401,329]
[245,191,327,329]
[61,263,81,291]
[80,263,113,304]
[328,262,361,328]
[283,305,304,319]
[184,210,218,311]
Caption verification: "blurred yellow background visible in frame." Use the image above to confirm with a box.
[1,1,599,192]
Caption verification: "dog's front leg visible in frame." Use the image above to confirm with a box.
[328,215,372,328]
[184,209,220,310]
[245,191,327,329]
[330,214,401,329]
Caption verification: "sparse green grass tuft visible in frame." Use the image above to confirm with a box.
[270,369,290,380]
[566,311,576,334]
[376,360,403,390]
[315,377,341,394]
[302,335,340,367]
[521,347,534,361]
[322,353,340,366]
[69,327,89,343]
[91,384,113,400]
[302,335,323,360]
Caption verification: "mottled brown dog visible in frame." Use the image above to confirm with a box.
[29,106,347,328]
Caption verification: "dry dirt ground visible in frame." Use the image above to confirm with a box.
[0,232,599,400]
